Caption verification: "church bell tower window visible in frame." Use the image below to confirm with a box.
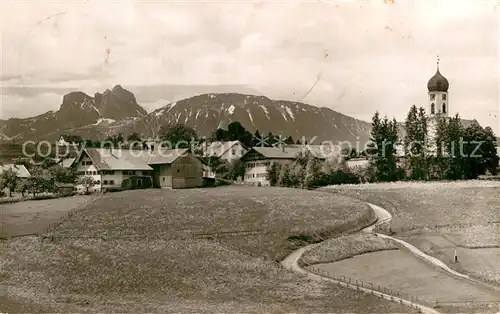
[442,94,446,100]
[430,94,436,100]
[442,103,446,114]
[431,103,435,114]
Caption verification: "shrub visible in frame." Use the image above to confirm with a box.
[121,178,133,190]
[140,176,153,189]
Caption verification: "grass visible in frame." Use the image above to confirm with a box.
[309,249,500,313]
[300,233,398,266]
[0,195,94,237]
[0,186,414,313]
[321,180,500,234]
[321,180,500,287]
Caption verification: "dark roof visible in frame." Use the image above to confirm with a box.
[61,135,83,143]
[427,69,449,92]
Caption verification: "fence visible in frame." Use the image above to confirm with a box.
[308,265,500,311]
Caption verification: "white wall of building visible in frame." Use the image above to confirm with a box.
[75,156,102,191]
[220,142,247,162]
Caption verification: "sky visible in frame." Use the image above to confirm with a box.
[1,0,499,132]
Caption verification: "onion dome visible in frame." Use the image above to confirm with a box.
[427,69,449,92]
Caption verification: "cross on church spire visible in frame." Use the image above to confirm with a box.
[437,54,440,70]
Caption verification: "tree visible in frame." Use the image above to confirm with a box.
[127,132,142,142]
[303,152,321,188]
[50,165,77,184]
[159,124,198,149]
[227,159,246,181]
[462,123,499,179]
[226,122,253,147]
[127,133,143,149]
[0,168,18,197]
[266,162,280,186]
[253,130,263,146]
[404,105,429,180]
[277,164,291,187]
[482,127,499,175]
[78,176,96,194]
[368,112,399,182]
[15,179,29,197]
[40,158,57,169]
[27,167,51,197]
[288,162,305,188]
[284,135,295,145]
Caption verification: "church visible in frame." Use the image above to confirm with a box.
[419,57,479,155]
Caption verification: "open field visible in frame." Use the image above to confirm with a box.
[310,249,500,313]
[0,186,413,313]
[0,195,94,237]
[321,181,500,285]
[300,233,398,266]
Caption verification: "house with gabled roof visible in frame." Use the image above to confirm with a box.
[0,163,31,178]
[72,147,204,190]
[57,135,84,146]
[241,145,342,186]
[202,140,248,162]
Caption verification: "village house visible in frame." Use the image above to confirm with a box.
[0,163,31,179]
[0,163,31,195]
[57,135,84,147]
[202,140,248,162]
[241,145,341,186]
[72,147,204,191]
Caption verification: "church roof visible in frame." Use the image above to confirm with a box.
[427,69,449,92]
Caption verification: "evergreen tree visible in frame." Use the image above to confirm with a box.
[288,162,305,188]
[303,152,321,188]
[443,114,466,180]
[277,164,291,187]
[253,130,262,146]
[266,162,280,186]
[404,106,429,180]
[368,112,399,182]
[285,135,295,145]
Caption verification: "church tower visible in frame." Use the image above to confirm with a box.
[427,55,449,118]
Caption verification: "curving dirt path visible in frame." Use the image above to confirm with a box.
[282,202,440,314]
[366,203,500,294]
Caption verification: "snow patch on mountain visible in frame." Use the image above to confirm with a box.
[247,109,254,124]
[259,105,270,119]
[228,105,235,115]
[285,106,295,121]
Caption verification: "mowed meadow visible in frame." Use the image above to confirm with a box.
[321,181,500,286]
[0,187,414,313]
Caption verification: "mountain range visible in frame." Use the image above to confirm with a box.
[0,85,375,145]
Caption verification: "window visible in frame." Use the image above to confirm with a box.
[430,94,436,100]
[96,180,100,184]
[442,94,447,100]
[103,180,108,185]
[93,171,97,175]
[77,171,85,175]
[142,171,151,175]
[232,149,236,155]
[162,177,165,182]
[442,103,446,114]
[177,168,180,173]
[109,180,115,185]
[431,103,435,114]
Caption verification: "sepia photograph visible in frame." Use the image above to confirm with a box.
[1,0,500,313]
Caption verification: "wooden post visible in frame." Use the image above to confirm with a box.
[454,249,458,263]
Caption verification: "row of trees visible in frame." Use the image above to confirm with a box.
[0,159,79,198]
[266,151,361,188]
[368,105,498,182]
